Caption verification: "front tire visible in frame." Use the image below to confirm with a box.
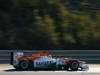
[69,61,79,71]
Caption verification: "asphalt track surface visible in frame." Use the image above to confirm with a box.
[0,64,100,75]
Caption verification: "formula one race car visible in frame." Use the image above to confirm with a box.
[10,51,89,71]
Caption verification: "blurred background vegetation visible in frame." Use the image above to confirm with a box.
[0,0,100,50]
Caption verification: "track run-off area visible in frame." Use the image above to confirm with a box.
[0,64,100,75]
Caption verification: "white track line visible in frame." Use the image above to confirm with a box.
[0,64,100,72]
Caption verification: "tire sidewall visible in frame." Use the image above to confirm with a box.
[70,61,79,71]
[19,60,29,70]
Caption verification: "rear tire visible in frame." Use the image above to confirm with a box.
[19,60,29,70]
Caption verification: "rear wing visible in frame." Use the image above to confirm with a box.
[10,52,24,65]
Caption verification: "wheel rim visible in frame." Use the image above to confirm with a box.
[71,62,79,69]
[20,61,28,69]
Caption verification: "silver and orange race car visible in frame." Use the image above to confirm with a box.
[10,51,89,71]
